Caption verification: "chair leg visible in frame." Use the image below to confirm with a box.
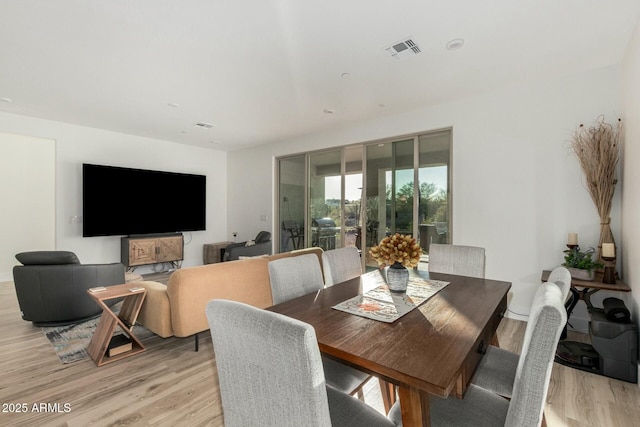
[379,379,396,414]
[194,333,199,352]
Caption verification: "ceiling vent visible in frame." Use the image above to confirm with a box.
[194,122,215,129]
[384,38,422,60]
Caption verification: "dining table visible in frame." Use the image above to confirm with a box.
[267,268,511,427]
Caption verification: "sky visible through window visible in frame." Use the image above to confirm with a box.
[324,166,447,201]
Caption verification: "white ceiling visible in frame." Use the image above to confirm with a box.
[1,1,639,151]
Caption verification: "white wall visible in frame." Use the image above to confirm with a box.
[622,20,640,324]
[0,112,227,275]
[0,132,55,281]
[228,65,622,324]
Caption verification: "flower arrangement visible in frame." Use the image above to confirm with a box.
[369,233,422,268]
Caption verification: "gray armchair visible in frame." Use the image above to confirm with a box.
[223,231,272,261]
[12,251,125,326]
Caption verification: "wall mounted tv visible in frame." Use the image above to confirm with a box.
[83,163,206,237]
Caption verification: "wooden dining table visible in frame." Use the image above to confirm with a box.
[267,269,511,427]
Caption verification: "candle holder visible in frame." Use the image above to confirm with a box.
[602,256,616,284]
[567,244,578,250]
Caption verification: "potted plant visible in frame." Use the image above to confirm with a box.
[562,246,603,281]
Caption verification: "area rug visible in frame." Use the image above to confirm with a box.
[41,305,156,364]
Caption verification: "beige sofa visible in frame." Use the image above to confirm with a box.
[136,247,323,339]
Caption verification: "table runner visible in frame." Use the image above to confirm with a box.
[332,273,449,323]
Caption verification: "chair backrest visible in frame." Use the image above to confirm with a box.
[428,244,485,278]
[268,253,325,304]
[255,231,271,244]
[322,247,362,286]
[547,266,571,303]
[206,300,332,427]
[505,282,567,427]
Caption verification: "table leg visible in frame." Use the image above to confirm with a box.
[398,386,430,427]
[380,380,396,414]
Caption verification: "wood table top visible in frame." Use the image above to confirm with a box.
[268,269,511,398]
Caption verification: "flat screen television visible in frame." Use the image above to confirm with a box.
[83,163,206,237]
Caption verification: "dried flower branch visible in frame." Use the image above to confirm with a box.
[570,115,621,264]
[369,233,422,268]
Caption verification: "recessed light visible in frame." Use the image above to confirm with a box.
[209,140,220,145]
[446,38,465,50]
[378,104,386,108]
[341,72,351,78]
[167,102,180,108]
[323,109,335,114]
[0,97,12,103]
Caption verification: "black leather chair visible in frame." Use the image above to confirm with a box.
[12,251,125,326]
[223,231,272,261]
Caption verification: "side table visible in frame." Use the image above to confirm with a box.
[203,241,233,264]
[86,283,147,366]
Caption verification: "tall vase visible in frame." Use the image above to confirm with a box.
[386,262,409,293]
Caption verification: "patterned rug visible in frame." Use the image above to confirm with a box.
[41,305,156,364]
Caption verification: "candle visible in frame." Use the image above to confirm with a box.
[568,233,578,245]
[602,243,615,258]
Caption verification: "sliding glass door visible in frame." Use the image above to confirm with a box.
[278,155,306,252]
[363,139,414,269]
[307,146,363,251]
[276,129,451,272]
[417,131,451,255]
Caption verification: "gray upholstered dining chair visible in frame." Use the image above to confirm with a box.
[268,253,372,399]
[469,266,571,399]
[268,253,326,305]
[389,281,566,426]
[428,244,486,278]
[322,247,362,286]
[206,299,396,427]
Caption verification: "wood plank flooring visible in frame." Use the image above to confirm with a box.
[1,280,639,426]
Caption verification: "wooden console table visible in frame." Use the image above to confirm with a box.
[541,269,631,309]
[86,284,147,366]
[121,234,184,268]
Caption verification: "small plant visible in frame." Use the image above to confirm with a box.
[563,246,603,272]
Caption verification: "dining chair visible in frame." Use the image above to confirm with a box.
[283,220,304,250]
[268,253,326,305]
[389,281,566,426]
[206,299,397,427]
[469,266,571,399]
[322,247,362,286]
[268,253,373,400]
[427,244,486,278]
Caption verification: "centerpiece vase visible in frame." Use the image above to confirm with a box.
[386,262,409,293]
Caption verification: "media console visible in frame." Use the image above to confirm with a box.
[121,233,184,269]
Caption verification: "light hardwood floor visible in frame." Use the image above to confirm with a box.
[1,280,638,426]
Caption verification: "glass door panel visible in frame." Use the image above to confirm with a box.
[344,146,363,249]
[364,139,414,269]
[417,131,451,255]
[278,155,305,252]
[309,150,342,250]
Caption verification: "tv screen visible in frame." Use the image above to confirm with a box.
[83,163,206,237]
